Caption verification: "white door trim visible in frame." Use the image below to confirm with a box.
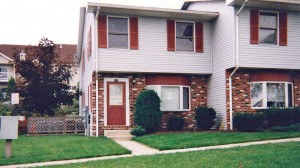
[104,78,130,126]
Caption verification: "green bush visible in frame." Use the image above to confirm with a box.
[195,106,216,130]
[130,126,146,136]
[233,112,265,132]
[259,108,300,127]
[167,116,185,131]
[134,90,162,133]
[270,123,300,132]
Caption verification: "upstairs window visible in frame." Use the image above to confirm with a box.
[176,22,194,52]
[0,66,8,81]
[259,12,277,44]
[108,17,128,49]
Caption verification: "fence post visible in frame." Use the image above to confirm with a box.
[75,118,78,134]
[64,117,66,134]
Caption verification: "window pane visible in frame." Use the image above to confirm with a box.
[183,87,189,109]
[251,83,263,107]
[161,86,180,110]
[176,38,194,51]
[108,18,128,33]
[260,13,277,29]
[146,86,158,93]
[267,83,285,108]
[108,34,128,48]
[259,29,276,44]
[176,22,193,37]
[288,84,293,107]
[109,84,123,105]
[0,67,8,72]
[176,22,193,52]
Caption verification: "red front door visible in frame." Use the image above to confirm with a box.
[107,82,126,125]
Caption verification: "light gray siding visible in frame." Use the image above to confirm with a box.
[238,8,300,69]
[98,17,212,74]
[188,1,236,129]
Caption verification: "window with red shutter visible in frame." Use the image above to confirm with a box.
[250,9,259,44]
[98,15,107,48]
[195,22,203,53]
[130,17,138,50]
[279,12,287,46]
[167,20,175,51]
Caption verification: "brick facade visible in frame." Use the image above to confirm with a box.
[89,73,207,135]
[226,69,300,129]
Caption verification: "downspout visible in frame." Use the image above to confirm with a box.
[95,7,100,137]
[229,0,248,130]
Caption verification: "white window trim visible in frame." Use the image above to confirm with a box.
[258,11,279,46]
[175,21,195,53]
[104,78,130,126]
[0,66,9,82]
[251,81,293,109]
[107,16,130,50]
[146,85,191,111]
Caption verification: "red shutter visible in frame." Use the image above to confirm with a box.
[167,20,175,51]
[279,12,288,46]
[98,15,107,48]
[250,9,259,44]
[130,17,138,50]
[195,22,204,53]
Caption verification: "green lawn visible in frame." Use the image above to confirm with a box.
[48,142,300,168]
[0,135,130,165]
[133,131,300,150]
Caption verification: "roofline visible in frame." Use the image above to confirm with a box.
[0,53,14,62]
[227,0,300,6]
[87,2,218,20]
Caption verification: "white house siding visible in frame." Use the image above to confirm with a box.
[98,17,212,74]
[238,8,300,70]
[188,1,236,129]
[79,13,96,115]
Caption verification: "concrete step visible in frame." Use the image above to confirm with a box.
[104,130,133,141]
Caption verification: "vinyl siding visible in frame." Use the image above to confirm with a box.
[98,17,212,74]
[238,8,300,69]
[188,1,236,129]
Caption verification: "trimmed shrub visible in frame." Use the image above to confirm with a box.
[134,90,162,133]
[233,112,265,132]
[131,126,146,136]
[270,123,300,132]
[167,116,185,131]
[259,108,300,127]
[195,106,216,130]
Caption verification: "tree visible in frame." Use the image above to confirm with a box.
[13,38,74,116]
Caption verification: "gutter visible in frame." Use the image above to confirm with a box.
[95,7,100,137]
[229,0,248,130]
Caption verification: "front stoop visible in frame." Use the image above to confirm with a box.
[104,130,133,141]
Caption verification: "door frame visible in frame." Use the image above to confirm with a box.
[104,78,129,126]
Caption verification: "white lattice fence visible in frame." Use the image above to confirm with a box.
[28,117,84,134]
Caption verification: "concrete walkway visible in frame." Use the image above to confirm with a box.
[2,137,300,168]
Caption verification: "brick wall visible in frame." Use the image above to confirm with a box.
[89,73,208,135]
[226,69,300,129]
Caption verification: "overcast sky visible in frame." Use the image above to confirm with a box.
[0,0,183,45]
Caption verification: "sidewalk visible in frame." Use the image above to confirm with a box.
[2,137,300,168]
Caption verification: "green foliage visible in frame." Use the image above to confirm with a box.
[233,112,265,132]
[167,116,185,131]
[12,38,75,116]
[195,106,216,130]
[270,123,300,132]
[55,99,79,116]
[134,90,162,133]
[0,103,13,116]
[130,126,146,136]
[259,108,300,127]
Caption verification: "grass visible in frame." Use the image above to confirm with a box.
[0,135,130,165]
[133,131,300,150]
[48,142,300,168]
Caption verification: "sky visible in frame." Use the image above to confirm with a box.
[0,0,184,45]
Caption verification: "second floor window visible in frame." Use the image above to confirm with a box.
[108,17,128,49]
[259,12,277,44]
[176,22,194,52]
[0,66,8,81]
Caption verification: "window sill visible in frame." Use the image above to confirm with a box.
[161,109,191,112]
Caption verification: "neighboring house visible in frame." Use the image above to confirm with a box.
[76,0,300,136]
[0,44,78,93]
